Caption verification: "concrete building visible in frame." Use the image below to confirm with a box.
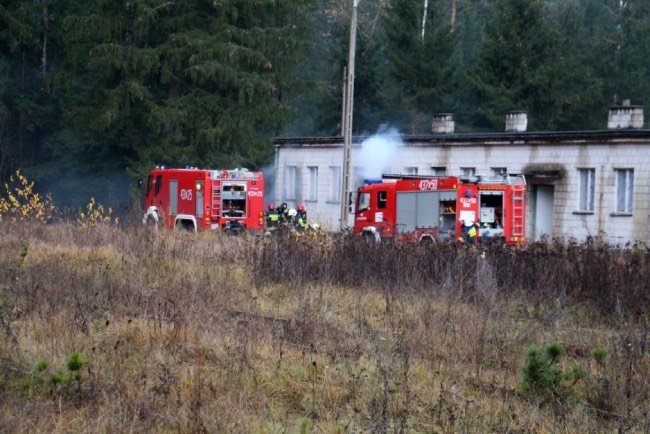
[273,103,649,245]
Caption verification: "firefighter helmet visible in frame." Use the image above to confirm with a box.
[297,204,304,212]
[268,203,275,211]
[288,208,297,217]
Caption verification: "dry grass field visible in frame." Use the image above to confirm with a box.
[0,220,647,433]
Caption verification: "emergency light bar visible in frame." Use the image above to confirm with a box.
[382,174,446,180]
[209,169,260,179]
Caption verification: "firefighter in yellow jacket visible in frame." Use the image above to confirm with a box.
[295,204,308,233]
[265,203,280,231]
[460,219,479,244]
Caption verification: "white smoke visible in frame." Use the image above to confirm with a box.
[356,126,403,179]
[261,163,276,208]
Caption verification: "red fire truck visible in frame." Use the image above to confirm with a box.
[142,167,265,233]
[353,174,526,245]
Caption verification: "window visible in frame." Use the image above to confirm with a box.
[578,168,595,212]
[155,175,163,195]
[431,166,446,176]
[307,166,318,201]
[616,169,634,213]
[146,175,153,195]
[353,166,365,190]
[491,167,507,177]
[378,191,387,209]
[461,167,476,176]
[329,166,341,202]
[404,166,418,175]
[358,192,370,212]
[285,166,297,200]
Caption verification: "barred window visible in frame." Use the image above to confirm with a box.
[329,166,341,202]
[404,166,418,175]
[615,169,634,213]
[285,166,297,200]
[578,168,595,212]
[307,166,318,201]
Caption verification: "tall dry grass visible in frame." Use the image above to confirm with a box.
[0,218,648,432]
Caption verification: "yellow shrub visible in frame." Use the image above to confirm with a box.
[76,197,118,228]
[0,171,57,223]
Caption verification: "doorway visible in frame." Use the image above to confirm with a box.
[532,185,554,241]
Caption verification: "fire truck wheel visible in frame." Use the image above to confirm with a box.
[146,213,159,228]
[419,236,434,246]
[175,220,195,232]
[362,231,378,244]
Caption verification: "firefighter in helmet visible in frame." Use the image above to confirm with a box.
[460,219,479,244]
[266,203,280,230]
[278,202,289,225]
[225,200,237,217]
[294,204,308,233]
[287,208,297,220]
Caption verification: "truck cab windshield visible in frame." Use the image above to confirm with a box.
[357,192,370,212]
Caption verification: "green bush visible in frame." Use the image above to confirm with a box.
[35,358,49,372]
[66,352,86,373]
[9,353,88,397]
[588,347,612,414]
[521,342,586,403]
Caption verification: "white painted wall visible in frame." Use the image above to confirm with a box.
[275,137,650,244]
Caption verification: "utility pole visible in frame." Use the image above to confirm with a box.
[341,67,347,137]
[339,0,359,231]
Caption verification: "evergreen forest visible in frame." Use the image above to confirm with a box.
[1,0,648,207]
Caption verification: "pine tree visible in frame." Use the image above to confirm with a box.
[54,0,314,180]
[600,0,650,108]
[469,0,566,130]
[542,0,605,130]
[382,0,456,133]
[0,1,49,179]
[303,0,391,136]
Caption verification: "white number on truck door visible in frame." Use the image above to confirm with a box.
[180,189,193,200]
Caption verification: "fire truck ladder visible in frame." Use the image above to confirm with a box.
[511,185,525,237]
[211,179,222,218]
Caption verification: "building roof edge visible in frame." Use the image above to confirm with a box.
[273,129,650,147]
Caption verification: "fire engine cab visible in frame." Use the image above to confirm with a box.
[142,167,265,233]
[353,174,526,245]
